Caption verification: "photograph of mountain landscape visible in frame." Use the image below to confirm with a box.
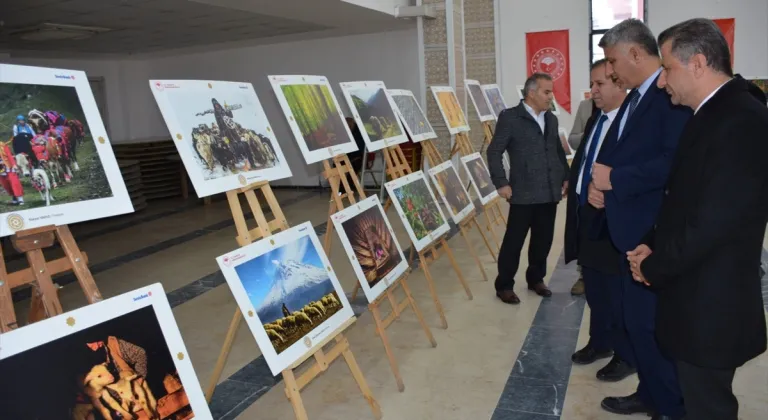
[234,234,344,354]
[482,84,507,118]
[389,89,436,141]
[347,87,402,142]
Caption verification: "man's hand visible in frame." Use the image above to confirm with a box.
[627,244,652,286]
[587,182,605,209]
[498,185,512,200]
[592,163,613,190]
[561,180,569,199]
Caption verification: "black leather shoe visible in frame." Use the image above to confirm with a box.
[596,356,636,382]
[527,282,552,297]
[601,392,653,415]
[571,344,613,365]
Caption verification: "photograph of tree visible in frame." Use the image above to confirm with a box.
[0,82,112,211]
[280,83,351,151]
[234,235,344,355]
[468,83,493,119]
[432,164,472,219]
[392,177,445,241]
[0,306,195,420]
[347,87,402,142]
[391,91,434,137]
[435,91,468,129]
[483,86,507,117]
[466,156,497,199]
[341,205,403,288]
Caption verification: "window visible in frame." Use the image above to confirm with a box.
[590,0,647,64]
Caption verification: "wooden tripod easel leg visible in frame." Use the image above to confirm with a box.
[484,209,502,251]
[401,277,437,348]
[370,303,404,392]
[472,216,497,262]
[458,221,488,282]
[441,239,473,300]
[205,309,242,401]
[282,369,310,420]
[337,334,383,419]
[417,252,448,329]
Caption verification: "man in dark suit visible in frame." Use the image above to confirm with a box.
[564,59,634,380]
[486,73,569,304]
[628,18,768,420]
[589,19,691,419]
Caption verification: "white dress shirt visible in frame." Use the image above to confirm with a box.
[523,101,546,134]
[576,108,620,196]
[694,79,731,114]
[618,67,662,139]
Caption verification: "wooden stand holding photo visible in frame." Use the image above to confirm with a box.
[0,224,96,333]
[205,181,381,420]
[322,151,437,392]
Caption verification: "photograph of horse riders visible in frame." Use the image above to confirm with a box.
[1,82,112,211]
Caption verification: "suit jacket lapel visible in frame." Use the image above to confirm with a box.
[617,74,662,143]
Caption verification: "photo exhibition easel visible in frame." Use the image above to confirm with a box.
[379,143,472,330]
[450,131,506,252]
[322,152,437,392]
[206,180,381,420]
[0,224,96,333]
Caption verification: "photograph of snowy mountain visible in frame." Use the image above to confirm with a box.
[233,234,344,354]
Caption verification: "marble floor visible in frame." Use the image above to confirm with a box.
[7,187,768,419]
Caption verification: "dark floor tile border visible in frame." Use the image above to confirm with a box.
[10,190,323,303]
[201,201,486,420]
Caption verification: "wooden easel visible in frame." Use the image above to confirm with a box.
[324,153,437,392]
[0,225,96,333]
[321,153,366,256]
[205,181,381,420]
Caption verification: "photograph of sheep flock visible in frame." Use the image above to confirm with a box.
[433,165,472,219]
[280,83,351,151]
[346,87,402,142]
[0,82,112,211]
[341,204,403,288]
[392,177,445,241]
[234,234,344,354]
[0,306,194,420]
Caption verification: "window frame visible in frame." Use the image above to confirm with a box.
[589,0,649,65]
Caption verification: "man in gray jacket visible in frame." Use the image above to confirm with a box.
[487,73,570,304]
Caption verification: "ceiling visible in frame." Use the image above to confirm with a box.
[0,0,411,57]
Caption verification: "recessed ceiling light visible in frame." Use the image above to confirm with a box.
[10,23,111,41]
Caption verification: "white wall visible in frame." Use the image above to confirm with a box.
[342,0,413,15]
[497,0,768,134]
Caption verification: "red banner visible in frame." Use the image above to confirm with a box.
[526,29,571,113]
[713,18,735,67]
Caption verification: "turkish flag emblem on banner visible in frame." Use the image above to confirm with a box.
[713,18,735,67]
[526,29,571,113]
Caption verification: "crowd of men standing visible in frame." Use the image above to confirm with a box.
[487,17,768,420]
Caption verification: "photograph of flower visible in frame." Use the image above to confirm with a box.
[482,84,508,118]
[461,152,499,205]
[0,283,210,420]
[389,89,437,142]
[217,222,354,375]
[465,80,495,122]
[429,161,474,224]
[430,86,469,134]
[150,80,291,197]
[385,171,450,252]
[269,75,357,164]
[340,81,407,152]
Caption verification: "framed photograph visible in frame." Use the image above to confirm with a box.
[149,80,291,197]
[216,221,354,375]
[0,283,211,420]
[745,77,768,104]
[559,127,574,157]
[481,84,509,118]
[388,89,437,142]
[461,152,499,205]
[465,80,496,122]
[339,81,408,152]
[516,84,560,115]
[430,86,470,134]
[384,170,450,252]
[428,160,475,224]
[269,75,358,164]
[0,63,132,237]
[331,195,408,302]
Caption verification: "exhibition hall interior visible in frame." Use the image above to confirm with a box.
[1,0,767,419]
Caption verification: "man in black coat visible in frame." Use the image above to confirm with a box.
[564,59,634,380]
[628,18,768,420]
[486,73,570,304]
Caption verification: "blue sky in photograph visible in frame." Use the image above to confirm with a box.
[234,235,324,308]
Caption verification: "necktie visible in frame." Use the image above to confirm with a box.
[579,114,609,205]
[625,90,641,121]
